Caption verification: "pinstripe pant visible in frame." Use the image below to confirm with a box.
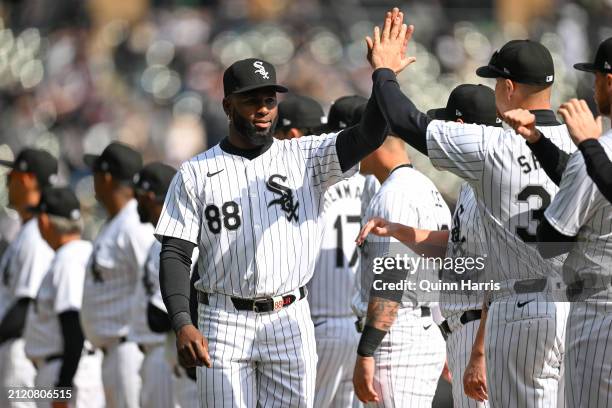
[446,318,489,408]
[139,343,174,408]
[197,296,317,408]
[0,338,36,408]
[485,294,568,408]
[565,301,612,408]
[312,316,359,408]
[369,308,446,408]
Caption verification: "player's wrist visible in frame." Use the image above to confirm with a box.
[357,325,387,357]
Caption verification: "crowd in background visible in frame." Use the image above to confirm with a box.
[0,0,611,243]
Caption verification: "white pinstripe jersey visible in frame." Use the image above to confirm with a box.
[426,116,576,285]
[81,199,155,347]
[439,182,489,318]
[0,218,53,320]
[308,173,365,318]
[361,175,381,216]
[355,165,451,313]
[545,130,612,289]
[24,240,92,359]
[155,133,357,298]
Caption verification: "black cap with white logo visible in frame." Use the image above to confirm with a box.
[0,148,58,187]
[476,40,555,85]
[326,95,368,131]
[223,58,288,97]
[574,37,612,74]
[277,95,326,130]
[427,84,502,127]
[83,142,143,182]
[32,187,82,221]
[133,162,177,200]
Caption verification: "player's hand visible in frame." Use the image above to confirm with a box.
[441,360,452,383]
[501,108,541,143]
[356,217,397,246]
[176,324,212,368]
[558,98,603,146]
[463,351,488,402]
[353,355,380,403]
[366,7,416,74]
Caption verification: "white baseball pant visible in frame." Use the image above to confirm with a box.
[139,343,174,408]
[101,340,144,408]
[0,338,37,408]
[197,294,317,407]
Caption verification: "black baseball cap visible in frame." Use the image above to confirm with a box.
[83,142,143,182]
[574,37,612,74]
[0,148,58,187]
[31,186,81,221]
[277,95,326,130]
[476,40,555,86]
[427,84,502,127]
[133,162,177,200]
[327,95,368,131]
[223,58,288,97]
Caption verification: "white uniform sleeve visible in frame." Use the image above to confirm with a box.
[297,132,358,193]
[155,164,202,244]
[545,152,602,236]
[124,223,155,273]
[54,260,85,313]
[13,238,54,299]
[426,120,497,182]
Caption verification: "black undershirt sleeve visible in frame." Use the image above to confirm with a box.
[147,303,172,333]
[160,236,196,332]
[57,311,85,387]
[0,298,30,344]
[335,73,389,173]
[525,133,570,186]
[536,217,577,259]
[579,139,612,204]
[371,68,431,155]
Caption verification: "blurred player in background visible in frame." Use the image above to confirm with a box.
[24,187,104,408]
[275,94,327,139]
[80,142,154,408]
[0,149,57,407]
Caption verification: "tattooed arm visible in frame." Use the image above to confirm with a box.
[365,296,400,331]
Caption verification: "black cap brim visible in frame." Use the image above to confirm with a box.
[232,84,288,95]
[0,159,15,168]
[83,154,99,169]
[573,62,598,73]
[427,108,454,121]
[476,65,507,79]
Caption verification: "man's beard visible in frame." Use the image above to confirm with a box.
[137,201,150,224]
[231,111,277,146]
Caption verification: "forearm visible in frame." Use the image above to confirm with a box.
[470,298,488,357]
[336,83,388,172]
[536,217,576,258]
[372,68,431,155]
[526,133,570,186]
[57,311,85,387]
[356,296,399,357]
[160,237,196,332]
[579,139,612,203]
[390,224,449,257]
[0,298,30,344]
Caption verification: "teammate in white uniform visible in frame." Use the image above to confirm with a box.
[352,134,451,407]
[155,57,389,407]
[133,162,178,408]
[81,142,154,408]
[502,37,612,407]
[366,10,575,407]
[24,187,104,408]
[0,149,57,408]
[277,94,367,407]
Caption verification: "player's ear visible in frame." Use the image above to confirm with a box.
[222,96,232,117]
[288,128,302,139]
[455,118,464,124]
[505,79,514,100]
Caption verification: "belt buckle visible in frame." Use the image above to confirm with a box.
[272,295,284,312]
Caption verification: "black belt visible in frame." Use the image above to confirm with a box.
[198,287,307,313]
[440,309,482,338]
[513,278,547,294]
[567,275,612,301]
[354,306,431,333]
[101,336,128,354]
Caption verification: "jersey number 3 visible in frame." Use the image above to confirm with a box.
[515,185,551,243]
[205,202,241,233]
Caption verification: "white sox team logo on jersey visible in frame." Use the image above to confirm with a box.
[266,174,299,222]
[253,61,269,79]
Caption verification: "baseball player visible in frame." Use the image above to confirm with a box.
[132,162,178,408]
[155,55,388,408]
[80,142,154,408]
[357,83,500,408]
[352,134,451,407]
[0,148,57,407]
[23,187,104,408]
[501,36,612,407]
[276,94,367,408]
[368,8,575,407]
[275,94,327,140]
